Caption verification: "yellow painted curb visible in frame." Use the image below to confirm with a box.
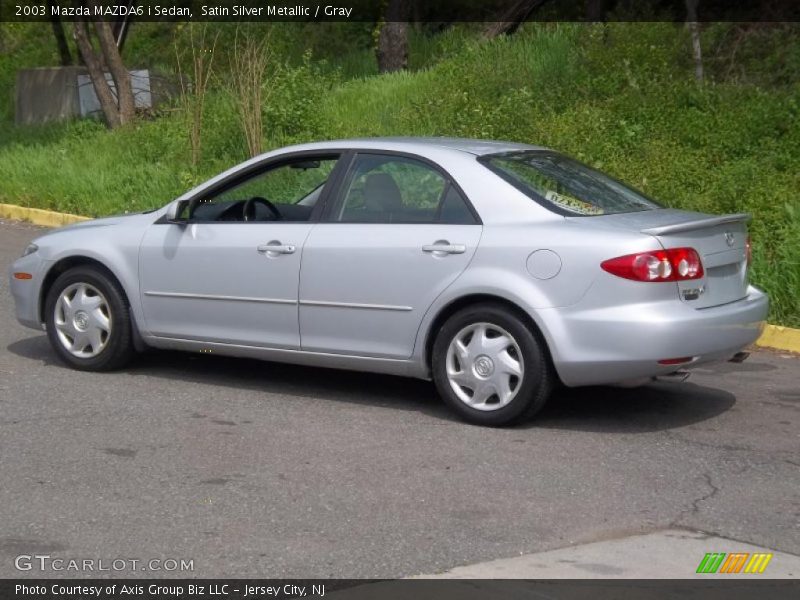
[0,203,90,227]
[756,324,800,354]
[0,203,798,353]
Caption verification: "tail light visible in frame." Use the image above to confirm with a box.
[658,357,694,365]
[601,248,704,282]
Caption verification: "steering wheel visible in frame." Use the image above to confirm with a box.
[243,196,281,222]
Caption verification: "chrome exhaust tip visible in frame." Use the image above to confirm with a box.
[729,351,750,363]
[653,370,691,383]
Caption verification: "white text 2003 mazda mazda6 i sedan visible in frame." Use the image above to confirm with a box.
[9,138,768,425]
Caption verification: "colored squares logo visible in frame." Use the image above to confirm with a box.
[696,552,773,574]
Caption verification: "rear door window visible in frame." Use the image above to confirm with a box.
[333,153,477,224]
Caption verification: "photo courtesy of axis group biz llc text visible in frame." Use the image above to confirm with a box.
[16,583,325,597]
[0,1,799,599]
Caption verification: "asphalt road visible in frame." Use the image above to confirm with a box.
[1,220,798,579]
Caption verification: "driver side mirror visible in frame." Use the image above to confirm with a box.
[166,200,190,224]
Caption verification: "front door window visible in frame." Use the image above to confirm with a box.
[189,157,338,223]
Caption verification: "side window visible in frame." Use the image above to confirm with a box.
[191,156,338,223]
[335,154,476,224]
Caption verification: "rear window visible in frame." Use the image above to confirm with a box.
[482,151,661,216]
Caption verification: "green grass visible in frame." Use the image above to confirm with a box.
[0,22,797,326]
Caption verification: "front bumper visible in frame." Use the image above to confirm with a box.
[542,285,769,387]
[8,253,50,330]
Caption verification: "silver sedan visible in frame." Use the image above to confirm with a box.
[8,138,768,426]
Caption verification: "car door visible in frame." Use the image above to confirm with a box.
[139,154,341,348]
[298,152,482,358]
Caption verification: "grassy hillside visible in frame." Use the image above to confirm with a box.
[0,22,797,326]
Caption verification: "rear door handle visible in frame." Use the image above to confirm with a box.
[257,242,296,255]
[422,242,466,255]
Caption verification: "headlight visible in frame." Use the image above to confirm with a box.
[21,243,38,257]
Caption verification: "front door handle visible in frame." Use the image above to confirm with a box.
[257,242,296,255]
[422,241,466,255]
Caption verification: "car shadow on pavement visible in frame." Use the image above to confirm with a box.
[534,382,735,433]
[6,334,449,418]
[7,334,736,432]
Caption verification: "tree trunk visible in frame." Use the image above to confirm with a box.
[482,0,552,39]
[377,21,408,73]
[72,19,121,128]
[49,4,72,66]
[586,0,605,21]
[685,0,704,83]
[93,18,136,124]
[376,0,408,73]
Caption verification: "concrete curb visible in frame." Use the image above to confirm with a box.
[407,529,799,579]
[0,203,90,227]
[756,324,800,354]
[1,203,798,353]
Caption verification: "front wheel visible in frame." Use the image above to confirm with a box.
[44,266,134,371]
[432,304,553,426]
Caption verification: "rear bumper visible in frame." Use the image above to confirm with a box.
[542,285,769,387]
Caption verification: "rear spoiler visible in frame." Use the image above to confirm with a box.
[641,213,751,236]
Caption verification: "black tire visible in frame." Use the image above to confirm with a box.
[431,303,553,426]
[44,265,134,371]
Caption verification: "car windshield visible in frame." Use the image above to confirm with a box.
[483,151,661,216]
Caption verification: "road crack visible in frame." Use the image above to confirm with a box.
[670,471,720,528]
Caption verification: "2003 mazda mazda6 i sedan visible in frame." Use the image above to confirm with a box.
[9,138,769,425]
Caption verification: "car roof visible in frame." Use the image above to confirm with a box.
[176,137,551,204]
[277,137,547,157]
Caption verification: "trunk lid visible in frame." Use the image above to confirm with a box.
[572,209,750,308]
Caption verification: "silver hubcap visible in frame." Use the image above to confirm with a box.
[446,322,524,411]
[54,283,112,358]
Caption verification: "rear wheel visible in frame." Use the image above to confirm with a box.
[44,266,134,371]
[432,303,553,426]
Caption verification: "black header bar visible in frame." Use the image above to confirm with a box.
[2,0,800,23]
